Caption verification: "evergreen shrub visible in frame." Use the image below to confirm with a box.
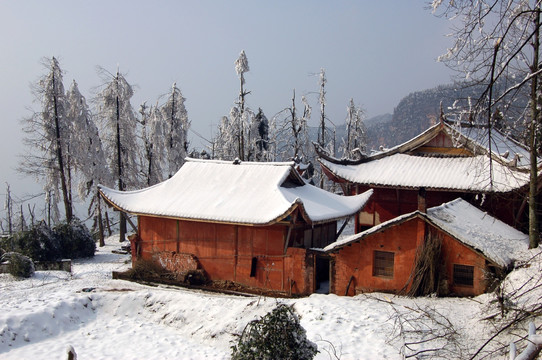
[0,220,95,262]
[231,303,318,360]
[1,252,35,278]
[54,220,95,259]
[8,222,61,261]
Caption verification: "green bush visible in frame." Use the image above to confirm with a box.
[231,303,318,360]
[1,252,35,278]
[54,220,95,259]
[0,220,95,262]
[7,222,61,261]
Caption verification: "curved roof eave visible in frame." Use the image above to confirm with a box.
[99,186,303,227]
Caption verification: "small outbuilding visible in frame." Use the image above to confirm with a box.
[99,158,372,296]
[324,198,529,297]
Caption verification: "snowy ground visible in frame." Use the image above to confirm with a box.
[0,237,541,360]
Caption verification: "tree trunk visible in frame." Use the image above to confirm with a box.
[52,69,73,223]
[169,90,175,178]
[239,77,246,161]
[115,78,126,243]
[105,210,112,236]
[529,7,540,249]
[97,194,105,247]
[6,183,12,235]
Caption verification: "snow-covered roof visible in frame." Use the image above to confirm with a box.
[363,122,534,167]
[320,154,529,192]
[325,198,529,267]
[99,158,372,226]
[451,124,535,170]
[426,198,529,267]
[319,120,535,192]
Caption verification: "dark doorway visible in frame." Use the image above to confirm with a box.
[315,256,330,294]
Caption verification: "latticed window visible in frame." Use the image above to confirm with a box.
[373,251,394,277]
[453,264,474,286]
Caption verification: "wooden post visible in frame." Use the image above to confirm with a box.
[345,275,355,296]
[418,187,427,213]
[67,346,77,360]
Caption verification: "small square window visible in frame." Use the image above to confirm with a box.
[373,251,394,278]
[453,264,474,286]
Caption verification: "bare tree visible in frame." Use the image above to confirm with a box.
[433,0,541,248]
[274,90,312,162]
[4,183,13,235]
[340,98,367,159]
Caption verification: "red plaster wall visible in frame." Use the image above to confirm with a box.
[331,217,424,296]
[353,187,523,231]
[284,248,314,295]
[439,231,488,296]
[331,217,490,297]
[136,216,314,295]
[355,187,463,228]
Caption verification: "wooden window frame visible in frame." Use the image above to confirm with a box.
[373,250,394,278]
[453,264,474,287]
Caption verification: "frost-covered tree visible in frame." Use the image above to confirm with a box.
[214,115,236,160]
[317,68,328,150]
[140,103,165,186]
[20,57,73,224]
[313,68,336,188]
[275,90,312,162]
[247,108,272,161]
[213,51,255,162]
[66,80,111,245]
[340,98,367,159]
[96,69,139,242]
[160,83,190,177]
[4,183,13,235]
[233,50,252,161]
[433,1,541,248]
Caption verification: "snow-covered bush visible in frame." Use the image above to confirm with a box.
[0,221,95,262]
[54,220,95,259]
[1,252,35,278]
[231,303,318,360]
[7,222,61,261]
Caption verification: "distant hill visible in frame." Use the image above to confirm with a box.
[364,82,529,151]
[365,84,478,150]
[307,82,527,157]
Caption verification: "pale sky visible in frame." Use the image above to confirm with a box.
[0,1,454,219]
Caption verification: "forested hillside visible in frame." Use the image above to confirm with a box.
[365,84,488,150]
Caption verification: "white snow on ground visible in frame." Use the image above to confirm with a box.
[1,237,541,360]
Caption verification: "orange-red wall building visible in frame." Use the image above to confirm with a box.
[329,215,493,297]
[132,215,335,295]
